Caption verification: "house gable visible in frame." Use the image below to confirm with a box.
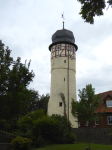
[103,94,112,102]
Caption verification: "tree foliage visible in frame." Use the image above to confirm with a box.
[0,40,35,130]
[71,84,106,150]
[36,93,49,114]
[21,91,49,116]
[18,110,76,147]
[21,89,40,116]
[77,0,112,24]
[71,84,105,123]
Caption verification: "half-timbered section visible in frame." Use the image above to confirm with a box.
[51,43,76,60]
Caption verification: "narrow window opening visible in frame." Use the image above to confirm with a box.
[59,102,62,107]
[64,78,65,81]
[56,46,60,50]
[64,60,66,63]
[71,47,74,52]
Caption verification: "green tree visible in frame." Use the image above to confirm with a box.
[0,40,35,131]
[37,93,49,114]
[77,0,112,24]
[71,84,106,150]
[21,91,49,116]
[21,89,40,116]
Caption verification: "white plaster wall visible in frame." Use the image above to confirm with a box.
[48,43,78,128]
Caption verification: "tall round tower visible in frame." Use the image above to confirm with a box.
[48,25,78,128]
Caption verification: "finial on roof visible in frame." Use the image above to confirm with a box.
[63,21,64,29]
[61,12,65,29]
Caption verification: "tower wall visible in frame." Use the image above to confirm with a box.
[48,43,78,128]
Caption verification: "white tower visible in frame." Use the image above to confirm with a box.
[48,24,78,128]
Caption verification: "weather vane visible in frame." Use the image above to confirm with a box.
[61,12,65,29]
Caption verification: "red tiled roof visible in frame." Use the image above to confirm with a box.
[96,91,112,102]
[95,91,112,113]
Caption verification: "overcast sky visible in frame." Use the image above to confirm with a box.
[0,0,112,100]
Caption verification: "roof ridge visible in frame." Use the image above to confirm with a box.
[96,90,112,95]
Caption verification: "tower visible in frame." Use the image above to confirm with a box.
[48,24,78,128]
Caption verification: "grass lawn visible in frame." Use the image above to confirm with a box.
[31,142,112,150]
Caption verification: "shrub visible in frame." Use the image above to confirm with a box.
[35,135,45,148]
[17,110,76,147]
[65,132,76,144]
[17,109,45,133]
[11,136,32,150]
[32,116,58,143]
[50,114,74,144]
[12,129,25,136]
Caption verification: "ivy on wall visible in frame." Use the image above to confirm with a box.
[59,93,67,118]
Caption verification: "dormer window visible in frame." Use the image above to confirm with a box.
[56,46,60,50]
[106,101,112,107]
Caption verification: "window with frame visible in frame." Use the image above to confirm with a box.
[78,121,80,127]
[85,120,89,126]
[70,47,74,52]
[56,46,60,50]
[108,116,112,125]
[106,101,112,107]
[95,118,99,125]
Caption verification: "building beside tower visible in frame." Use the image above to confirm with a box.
[48,25,78,128]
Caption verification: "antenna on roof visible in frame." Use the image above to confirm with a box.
[61,12,65,29]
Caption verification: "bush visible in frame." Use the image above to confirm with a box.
[17,109,45,133]
[12,129,25,136]
[17,110,76,147]
[0,119,11,131]
[35,135,45,148]
[65,132,76,144]
[11,136,32,150]
[50,114,74,144]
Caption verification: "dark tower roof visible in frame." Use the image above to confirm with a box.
[49,28,78,51]
[52,29,75,43]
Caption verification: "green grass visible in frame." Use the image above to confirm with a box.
[31,142,112,150]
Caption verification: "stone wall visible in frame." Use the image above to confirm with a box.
[0,144,11,150]
[0,131,18,150]
[72,128,112,145]
[0,131,17,143]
